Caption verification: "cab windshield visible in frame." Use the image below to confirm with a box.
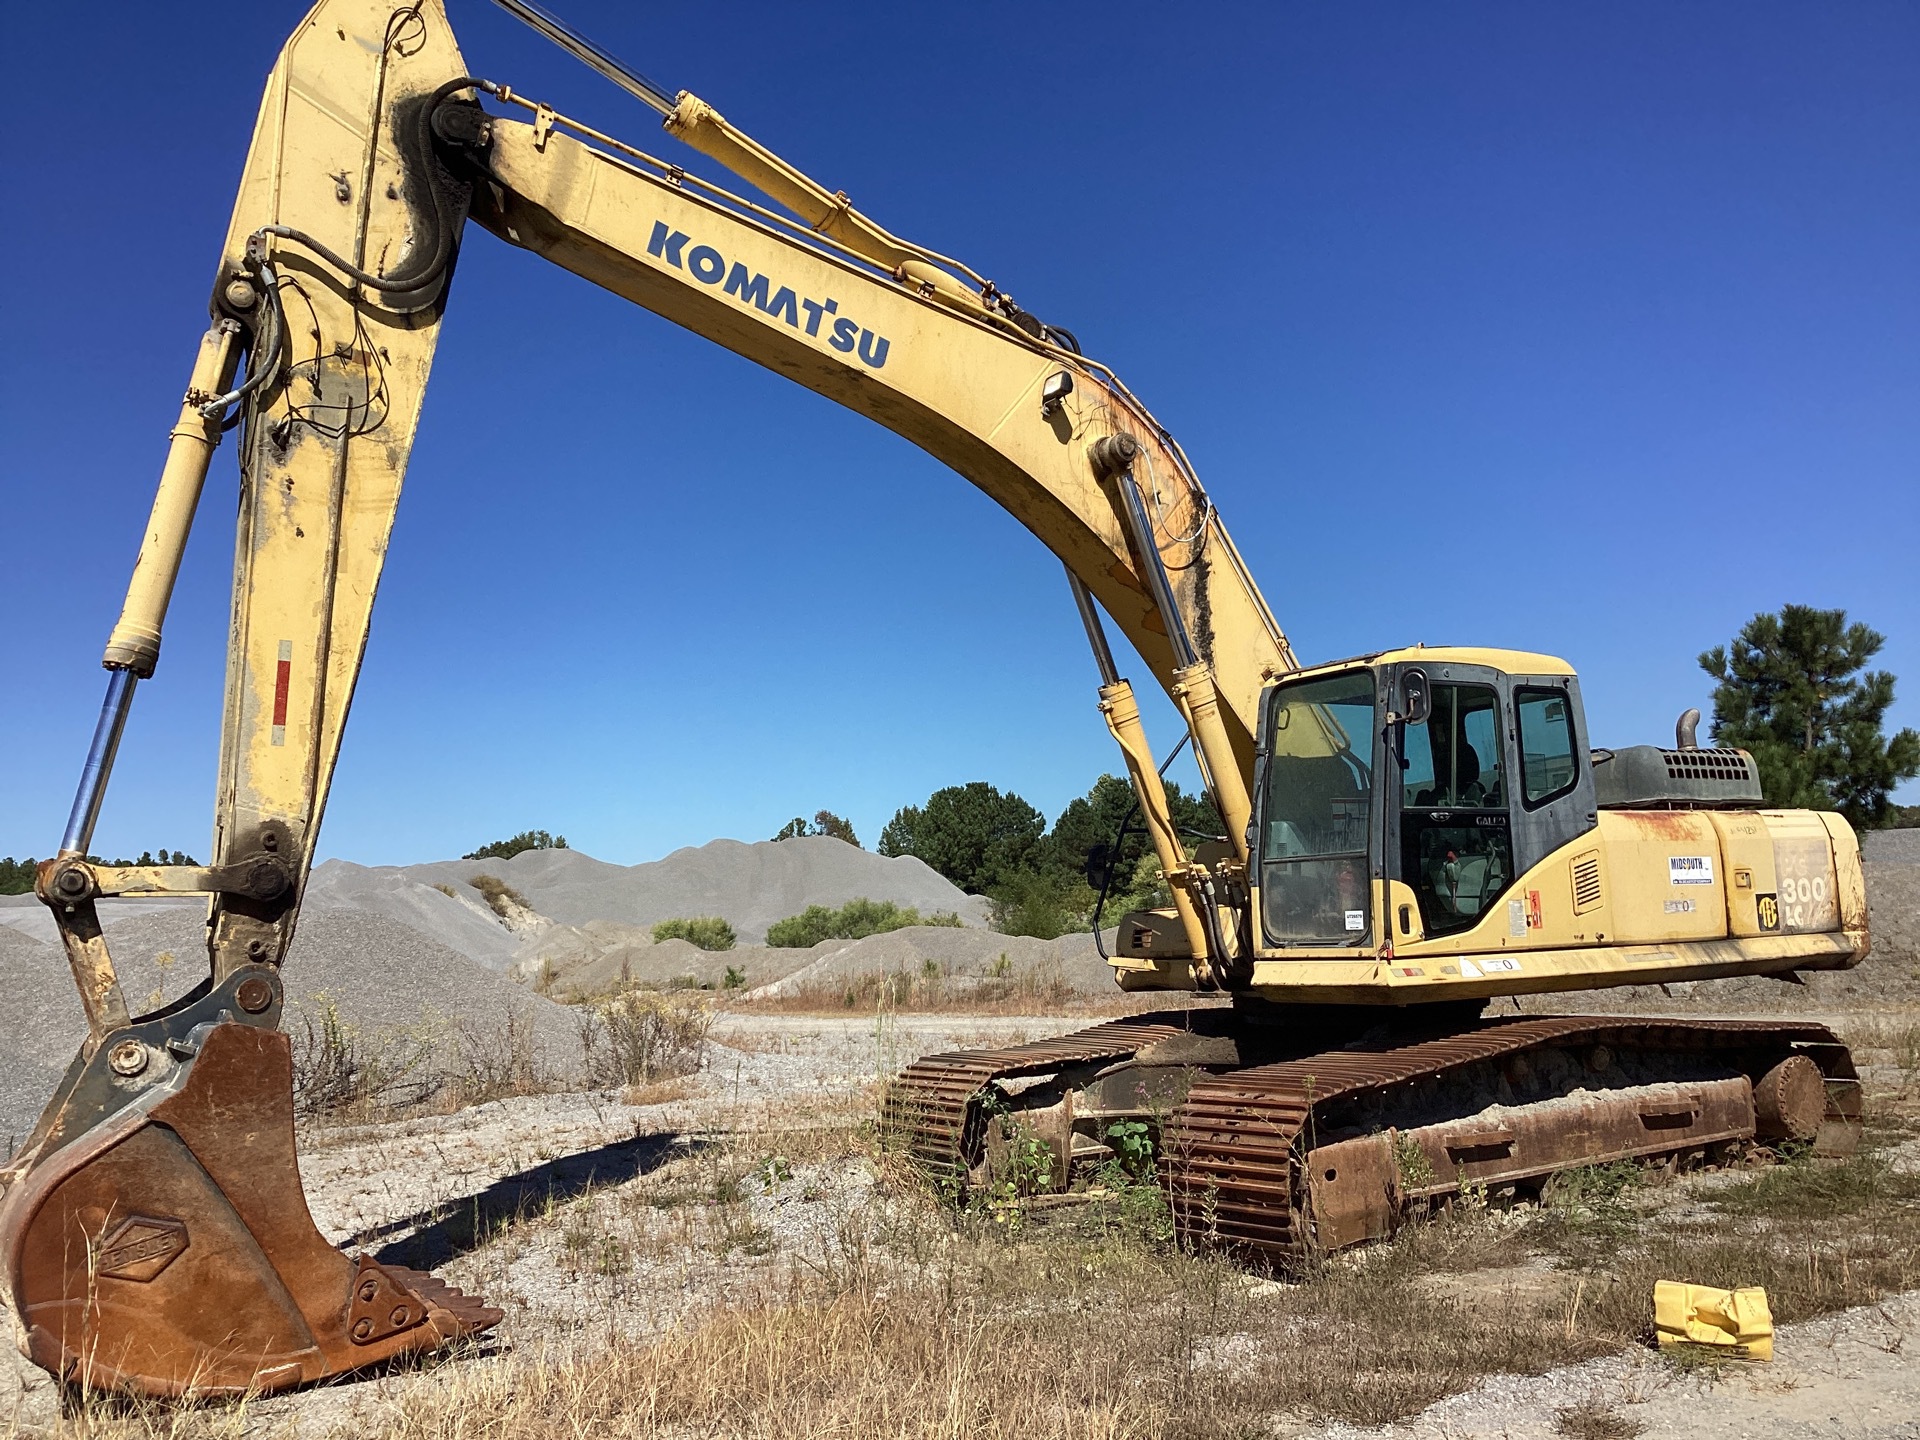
[1258,670,1375,945]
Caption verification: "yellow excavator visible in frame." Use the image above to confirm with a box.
[2,0,1869,1398]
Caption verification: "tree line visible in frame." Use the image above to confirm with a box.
[877,775,1220,939]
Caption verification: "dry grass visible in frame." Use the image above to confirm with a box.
[467,874,527,920]
[619,1076,697,1107]
[577,991,713,1089]
[287,1018,563,1160]
[19,1157,1920,1440]
[289,1000,442,1122]
[1557,1398,1646,1439]
[291,988,714,1134]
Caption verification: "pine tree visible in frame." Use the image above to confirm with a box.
[1700,605,1920,828]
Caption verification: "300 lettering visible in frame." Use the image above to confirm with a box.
[1763,874,1830,931]
[1780,875,1827,906]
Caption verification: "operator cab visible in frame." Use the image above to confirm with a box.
[1251,648,1593,951]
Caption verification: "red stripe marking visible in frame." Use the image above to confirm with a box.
[272,659,291,727]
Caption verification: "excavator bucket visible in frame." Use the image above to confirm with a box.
[0,962,499,1396]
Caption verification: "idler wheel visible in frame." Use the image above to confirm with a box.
[1753,1055,1826,1142]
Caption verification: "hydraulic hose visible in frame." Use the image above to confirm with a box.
[259,75,498,296]
[198,259,286,418]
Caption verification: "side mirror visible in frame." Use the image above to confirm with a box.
[1401,668,1431,726]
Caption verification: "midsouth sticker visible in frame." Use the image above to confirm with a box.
[1669,856,1715,886]
[1344,910,1365,932]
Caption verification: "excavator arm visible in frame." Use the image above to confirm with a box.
[3,0,1289,1395]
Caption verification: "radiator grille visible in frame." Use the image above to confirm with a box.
[1661,748,1756,784]
[1571,851,1604,914]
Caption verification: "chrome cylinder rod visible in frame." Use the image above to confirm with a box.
[1110,465,1199,670]
[1065,567,1120,687]
[60,669,137,856]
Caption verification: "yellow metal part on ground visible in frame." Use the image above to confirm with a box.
[1655,1281,1775,1361]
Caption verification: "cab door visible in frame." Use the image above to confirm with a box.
[1501,672,1597,877]
[1391,664,1515,937]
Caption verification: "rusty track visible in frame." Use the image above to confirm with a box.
[883,1016,1196,1178]
[883,1012,1862,1268]
[1163,1015,1860,1266]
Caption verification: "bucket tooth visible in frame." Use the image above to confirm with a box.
[0,1019,499,1397]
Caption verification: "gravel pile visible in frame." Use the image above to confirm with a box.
[359,835,992,945]
[2,826,1903,1144]
[0,893,202,947]
[0,927,87,1155]
[1863,828,1920,864]
[0,907,587,1146]
[512,920,1125,1002]
[512,922,820,995]
[739,925,1121,1000]
[305,863,520,969]
[1862,828,1920,968]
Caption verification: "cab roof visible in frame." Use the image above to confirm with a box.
[1277,646,1576,683]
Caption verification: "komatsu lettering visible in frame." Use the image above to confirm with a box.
[646,221,890,368]
[722,262,769,309]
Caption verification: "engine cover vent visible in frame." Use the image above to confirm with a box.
[1593,745,1763,810]
[1571,851,1604,914]
[1663,749,1757,784]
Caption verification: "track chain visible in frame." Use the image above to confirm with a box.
[883,1011,1861,1268]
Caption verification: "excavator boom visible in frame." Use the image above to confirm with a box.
[2,0,1290,1395]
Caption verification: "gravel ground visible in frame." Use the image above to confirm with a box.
[1320,1291,1920,1439]
[0,1004,1915,1438]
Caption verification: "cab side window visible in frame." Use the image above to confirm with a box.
[1515,687,1578,807]
[1399,683,1513,936]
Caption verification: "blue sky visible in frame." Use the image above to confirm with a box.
[2,1,1915,866]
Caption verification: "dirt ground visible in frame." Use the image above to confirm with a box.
[2,999,1916,1439]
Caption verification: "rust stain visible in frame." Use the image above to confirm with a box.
[1612,810,1703,842]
